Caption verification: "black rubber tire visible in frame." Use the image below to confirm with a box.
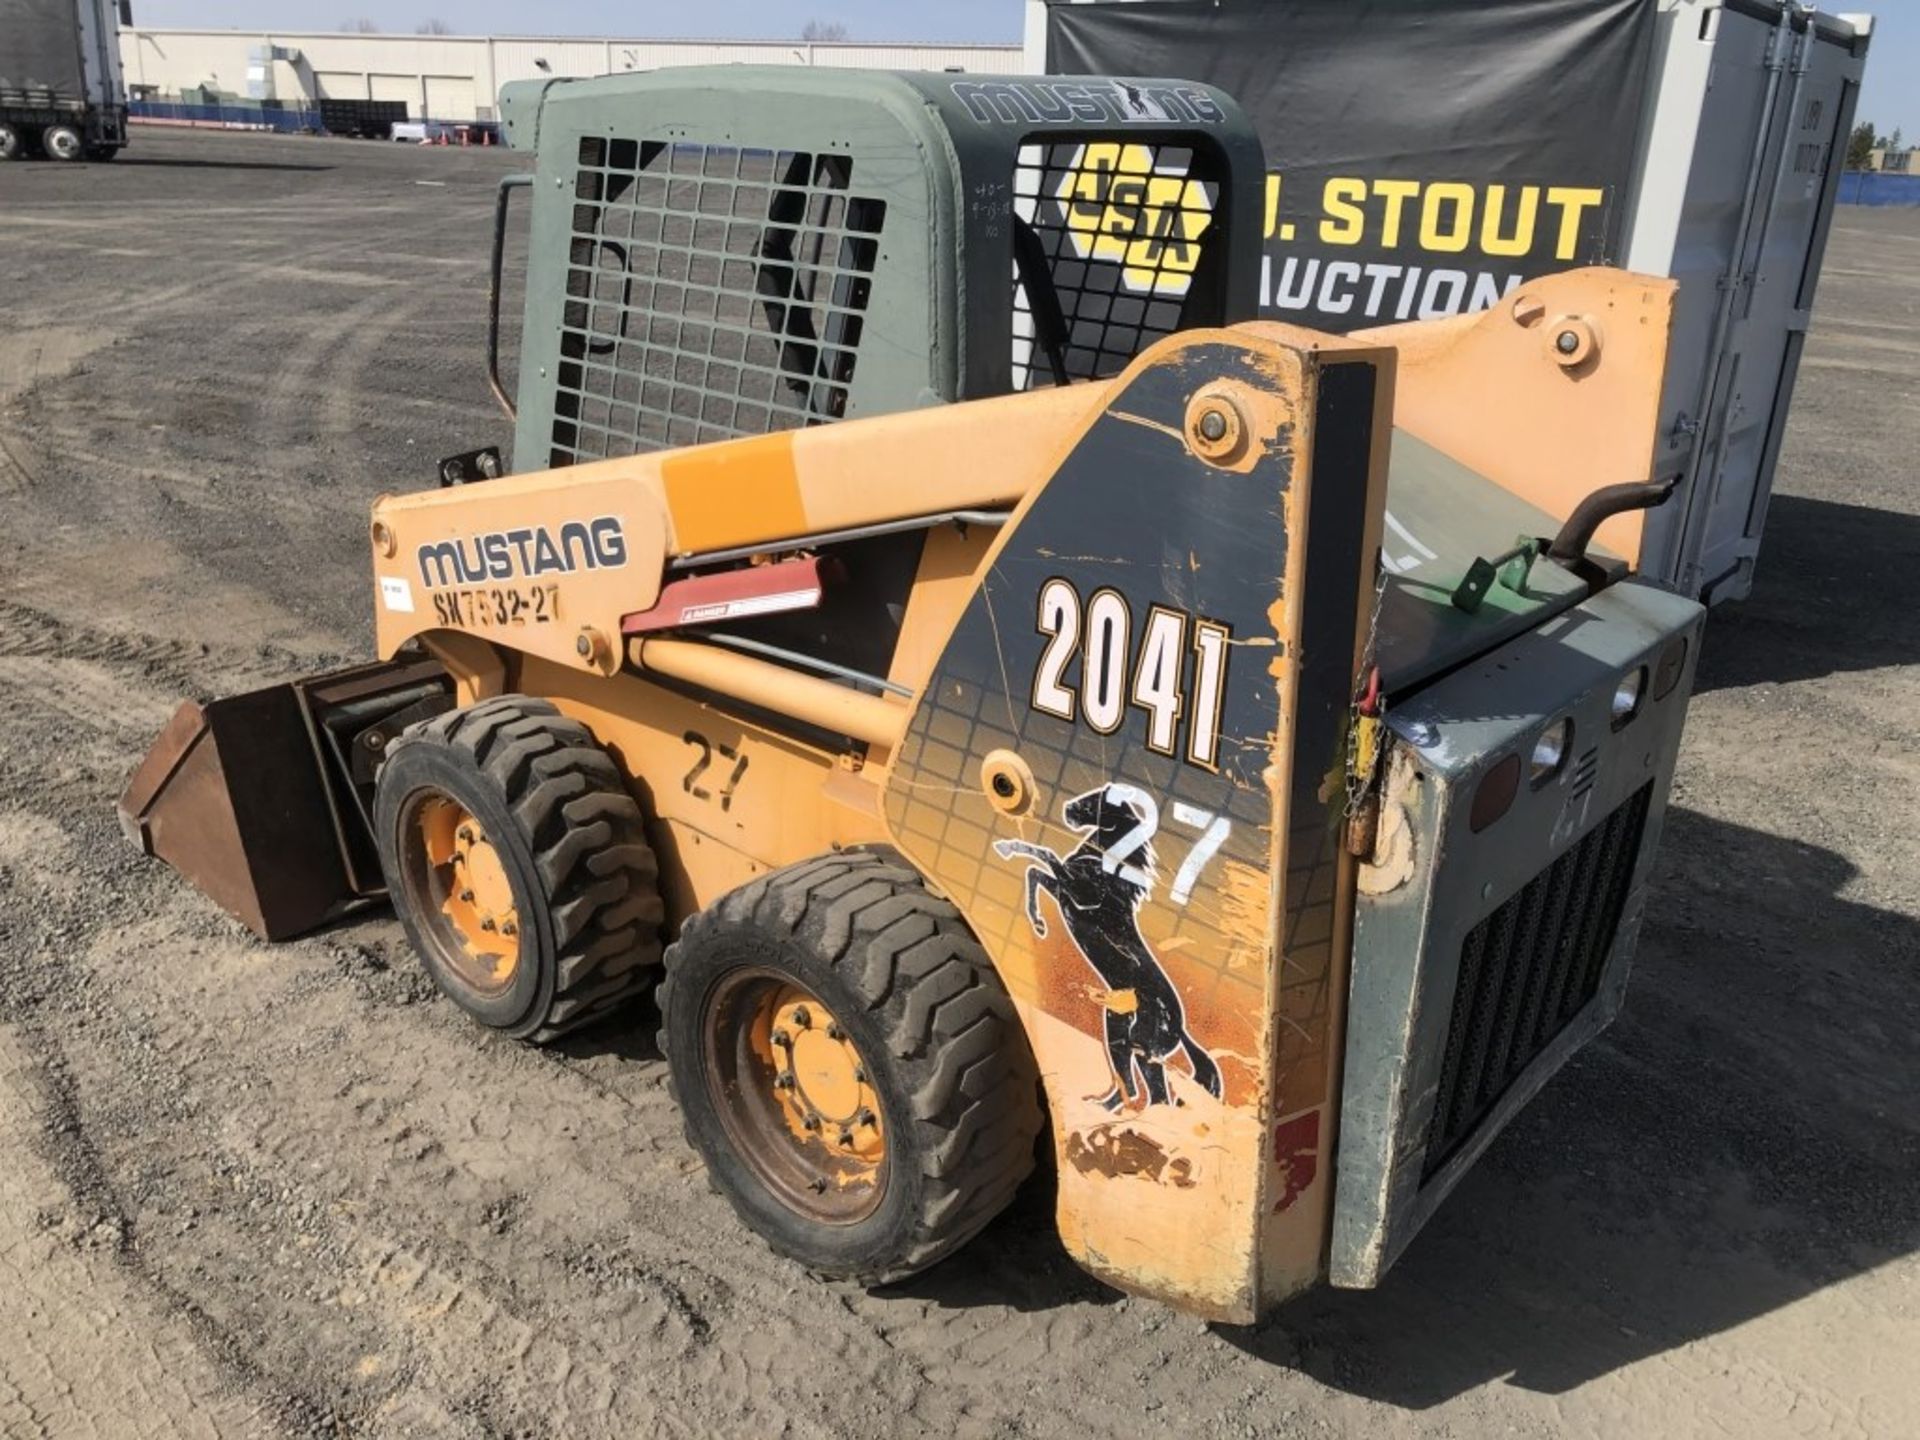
[659,849,1043,1283]
[41,124,83,162]
[374,696,664,1042]
[84,144,120,162]
[0,125,20,162]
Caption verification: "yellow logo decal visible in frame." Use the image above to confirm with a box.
[1056,143,1214,297]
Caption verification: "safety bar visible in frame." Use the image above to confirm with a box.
[488,173,534,421]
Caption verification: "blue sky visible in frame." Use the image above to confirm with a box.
[135,0,1916,138]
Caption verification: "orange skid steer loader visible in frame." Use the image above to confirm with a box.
[120,69,1703,1320]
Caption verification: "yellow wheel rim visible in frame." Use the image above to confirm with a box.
[705,972,887,1223]
[413,795,522,993]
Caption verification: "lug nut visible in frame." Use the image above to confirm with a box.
[809,1177,829,1194]
[791,1006,811,1029]
[775,1071,795,1090]
[457,825,475,844]
[771,1028,791,1049]
[853,1066,867,1085]
[480,917,496,932]
[837,1130,854,1148]
[459,888,475,903]
[825,1022,844,1041]
[499,921,517,937]
[801,1114,821,1132]
[855,1107,877,1128]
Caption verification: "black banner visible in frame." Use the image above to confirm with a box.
[1048,0,1656,331]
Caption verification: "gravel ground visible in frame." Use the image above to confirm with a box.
[0,127,1915,1439]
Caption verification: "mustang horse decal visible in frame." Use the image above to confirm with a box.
[995,783,1222,1110]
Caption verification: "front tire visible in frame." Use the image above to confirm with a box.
[374,696,664,1042]
[660,850,1042,1283]
[42,124,84,162]
[0,125,20,162]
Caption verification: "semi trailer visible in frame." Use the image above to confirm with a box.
[0,0,127,161]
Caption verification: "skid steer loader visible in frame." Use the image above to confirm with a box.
[119,68,1704,1322]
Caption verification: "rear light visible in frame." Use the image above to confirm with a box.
[1529,718,1571,788]
[1652,636,1688,700]
[1469,753,1522,832]
[1610,666,1647,729]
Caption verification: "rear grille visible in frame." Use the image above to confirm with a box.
[1423,783,1653,1178]
[553,138,888,466]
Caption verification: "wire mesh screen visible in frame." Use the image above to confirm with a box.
[1011,141,1224,391]
[551,137,888,466]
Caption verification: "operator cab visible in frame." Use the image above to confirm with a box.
[496,69,1261,468]
[490,70,1262,698]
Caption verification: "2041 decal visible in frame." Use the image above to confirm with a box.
[1032,577,1231,769]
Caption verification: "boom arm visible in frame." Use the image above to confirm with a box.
[369,379,1104,685]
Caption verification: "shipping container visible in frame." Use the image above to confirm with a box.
[1025,0,1874,604]
[1622,0,1872,601]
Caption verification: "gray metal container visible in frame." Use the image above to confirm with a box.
[1623,0,1873,603]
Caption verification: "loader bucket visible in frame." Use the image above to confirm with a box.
[117,658,452,940]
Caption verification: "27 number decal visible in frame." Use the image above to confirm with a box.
[1085,783,1233,907]
[1032,578,1231,768]
[1167,801,1232,906]
[682,731,749,812]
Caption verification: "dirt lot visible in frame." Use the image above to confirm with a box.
[0,127,1915,1439]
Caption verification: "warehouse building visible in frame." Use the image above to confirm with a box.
[118,28,1023,123]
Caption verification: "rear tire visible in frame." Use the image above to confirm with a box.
[42,124,83,162]
[374,696,664,1042]
[660,850,1042,1283]
[0,125,20,161]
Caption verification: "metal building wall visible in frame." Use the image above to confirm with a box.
[118,28,1021,120]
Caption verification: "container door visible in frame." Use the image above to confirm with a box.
[1690,32,1860,602]
[76,0,123,109]
[1633,3,1868,601]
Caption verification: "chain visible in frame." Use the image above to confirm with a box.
[1343,570,1390,820]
